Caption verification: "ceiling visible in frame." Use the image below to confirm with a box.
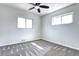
[4,3,73,16]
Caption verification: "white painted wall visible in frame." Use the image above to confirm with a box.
[0,4,41,46]
[41,4,79,50]
[1,3,79,51]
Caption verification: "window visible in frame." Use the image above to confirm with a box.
[52,12,73,25]
[26,19,32,28]
[17,17,25,28]
[62,14,73,24]
[17,17,32,28]
[52,16,61,25]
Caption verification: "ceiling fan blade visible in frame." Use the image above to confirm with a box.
[40,5,49,9]
[37,8,40,13]
[29,7,35,10]
[35,3,41,6]
[29,3,35,6]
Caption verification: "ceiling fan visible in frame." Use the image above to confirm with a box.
[28,3,49,13]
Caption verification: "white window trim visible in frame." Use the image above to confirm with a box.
[61,14,73,24]
[52,12,73,25]
[17,17,33,29]
[17,17,25,28]
[52,16,62,25]
[61,12,73,17]
[26,19,33,28]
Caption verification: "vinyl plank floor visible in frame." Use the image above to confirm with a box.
[0,39,79,56]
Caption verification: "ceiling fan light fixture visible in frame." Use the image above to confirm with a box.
[35,6,39,9]
[29,3,50,13]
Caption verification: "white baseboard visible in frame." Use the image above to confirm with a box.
[0,37,39,47]
[42,37,79,51]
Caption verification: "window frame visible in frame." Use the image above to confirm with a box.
[17,17,33,29]
[52,12,73,26]
[52,16,62,25]
[17,17,26,28]
[61,12,73,24]
[25,19,33,28]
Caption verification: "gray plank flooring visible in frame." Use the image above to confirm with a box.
[0,39,79,56]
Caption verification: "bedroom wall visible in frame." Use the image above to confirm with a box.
[41,4,79,50]
[0,4,41,46]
